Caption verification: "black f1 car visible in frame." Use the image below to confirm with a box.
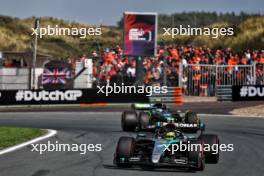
[121,103,205,132]
[114,127,219,171]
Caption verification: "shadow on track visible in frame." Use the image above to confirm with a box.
[103,164,196,173]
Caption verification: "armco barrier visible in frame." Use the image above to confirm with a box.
[150,87,183,105]
[216,85,232,101]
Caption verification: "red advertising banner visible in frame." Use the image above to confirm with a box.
[124,12,157,57]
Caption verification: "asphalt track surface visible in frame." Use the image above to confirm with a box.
[0,112,264,176]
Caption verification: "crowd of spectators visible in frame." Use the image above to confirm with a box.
[2,45,263,91]
[85,45,264,89]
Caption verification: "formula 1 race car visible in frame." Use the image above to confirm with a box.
[114,127,219,171]
[121,103,205,132]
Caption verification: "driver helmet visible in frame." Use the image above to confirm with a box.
[164,131,176,140]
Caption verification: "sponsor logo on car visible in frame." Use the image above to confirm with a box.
[162,122,198,128]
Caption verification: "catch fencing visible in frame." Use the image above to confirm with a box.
[256,63,264,85]
[181,64,256,97]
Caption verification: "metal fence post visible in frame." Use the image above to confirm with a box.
[32,18,39,90]
[178,61,183,87]
[253,62,256,84]
[163,58,167,86]
[215,65,218,92]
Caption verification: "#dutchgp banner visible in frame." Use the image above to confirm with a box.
[124,12,157,56]
[232,85,264,101]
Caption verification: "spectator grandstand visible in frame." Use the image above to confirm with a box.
[85,45,264,89]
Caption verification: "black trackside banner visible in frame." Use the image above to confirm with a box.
[124,12,157,56]
[232,85,264,101]
[0,89,149,105]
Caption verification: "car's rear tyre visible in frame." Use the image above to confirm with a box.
[115,137,135,167]
[188,139,205,171]
[139,112,150,129]
[121,111,138,131]
[200,134,219,164]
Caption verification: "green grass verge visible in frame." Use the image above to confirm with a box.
[0,127,46,150]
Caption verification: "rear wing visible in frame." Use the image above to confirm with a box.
[132,103,153,110]
[160,122,205,132]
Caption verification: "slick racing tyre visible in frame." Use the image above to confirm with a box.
[115,137,135,167]
[121,111,138,131]
[139,112,150,129]
[188,139,205,171]
[200,134,220,164]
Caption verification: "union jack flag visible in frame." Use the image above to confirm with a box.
[42,68,71,84]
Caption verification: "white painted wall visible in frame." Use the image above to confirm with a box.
[74,61,93,88]
[0,61,93,90]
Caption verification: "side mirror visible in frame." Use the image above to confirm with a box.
[200,123,205,131]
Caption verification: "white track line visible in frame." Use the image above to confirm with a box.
[0,129,57,155]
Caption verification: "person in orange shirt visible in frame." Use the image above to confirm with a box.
[168,48,179,60]
[105,51,115,65]
[144,71,153,85]
[92,65,98,78]
[228,54,238,72]
[157,48,165,58]
[258,57,264,64]
[258,52,264,63]
[240,56,248,65]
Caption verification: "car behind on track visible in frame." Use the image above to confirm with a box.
[121,103,205,133]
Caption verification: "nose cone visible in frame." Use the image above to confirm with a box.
[152,154,161,164]
[152,140,166,164]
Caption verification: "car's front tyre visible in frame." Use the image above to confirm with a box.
[200,134,220,164]
[188,139,205,171]
[114,137,135,167]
